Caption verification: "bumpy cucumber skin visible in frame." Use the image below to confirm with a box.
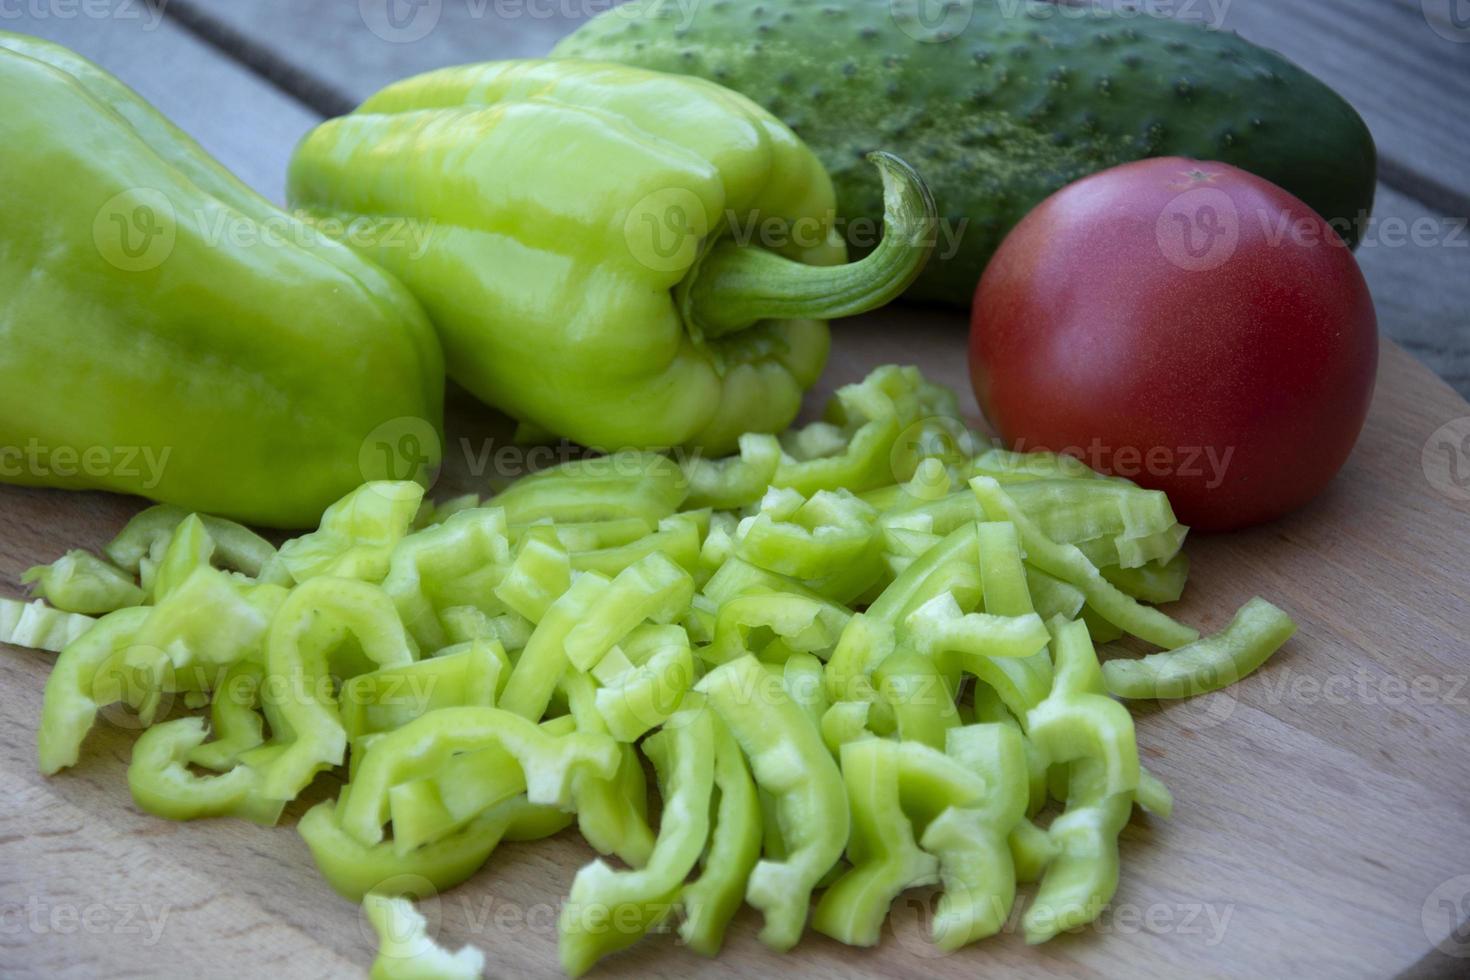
[555,0,1376,306]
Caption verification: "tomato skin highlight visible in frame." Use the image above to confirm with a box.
[969,157,1378,532]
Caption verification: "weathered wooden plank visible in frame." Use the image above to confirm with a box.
[170,0,1470,212]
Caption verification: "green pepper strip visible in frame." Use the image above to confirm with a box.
[820,700,873,755]
[298,799,510,902]
[1022,614,1150,943]
[678,715,762,957]
[920,724,1029,950]
[498,571,610,720]
[812,738,939,947]
[568,512,703,577]
[0,598,96,655]
[970,682,1048,816]
[703,593,833,666]
[340,639,506,740]
[37,606,150,773]
[872,649,959,750]
[905,593,1051,661]
[823,612,896,705]
[775,652,830,733]
[701,558,853,643]
[559,670,657,867]
[1022,761,1132,945]
[971,477,1199,650]
[277,481,425,584]
[736,490,879,582]
[415,493,483,530]
[150,514,215,599]
[1009,817,1059,883]
[337,705,620,847]
[22,550,144,615]
[1100,552,1190,605]
[976,521,1028,614]
[684,432,782,511]
[866,523,982,628]
[1000,479,1180,565]
[104,503,277,578]
[1025,566,1086,622]
[1102,597,1296,699]
[774,414,901,498]
[697,654,849,951]
[490,452,689,526]
[509,516,654,553]
[127,717,282,825]
[257,577,416,801]
[188,660,266,771]
[559,698,714,977]
[382,715,575,855]
[592,624,696,742]
[381,507,511,652]
[492,534,571,624]
[363,894,485,980]
[562,553,694,672]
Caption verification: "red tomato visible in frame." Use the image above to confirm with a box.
[969,157,1378,531]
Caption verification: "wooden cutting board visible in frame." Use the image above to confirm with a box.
[2,312,1468,980]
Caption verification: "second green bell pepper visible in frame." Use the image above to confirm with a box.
[288,59,935,453]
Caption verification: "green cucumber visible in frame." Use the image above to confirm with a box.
[554,0,1376,307]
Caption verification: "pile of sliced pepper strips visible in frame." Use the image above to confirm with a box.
[6,365,1296,978]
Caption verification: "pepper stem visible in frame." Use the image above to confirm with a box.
[679,152,938,339]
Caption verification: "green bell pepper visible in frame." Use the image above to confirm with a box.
[0,34,442,528]
[289,60,934,453]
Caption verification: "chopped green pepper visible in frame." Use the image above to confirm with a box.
[679,715,763,956]
[1103,597,1296,699]
[813,737,939,946]
[560,696,714,976]
[698,654,848,950]
[363,893,485,980]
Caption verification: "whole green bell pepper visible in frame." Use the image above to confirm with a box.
[0,35,443,528]
[287,59,935,454]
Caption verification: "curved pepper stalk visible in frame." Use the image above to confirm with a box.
[678,152,938,339]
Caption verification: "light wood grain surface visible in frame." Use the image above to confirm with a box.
[2,4,1469,979]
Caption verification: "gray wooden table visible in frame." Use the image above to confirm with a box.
[1,2,1468,979]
